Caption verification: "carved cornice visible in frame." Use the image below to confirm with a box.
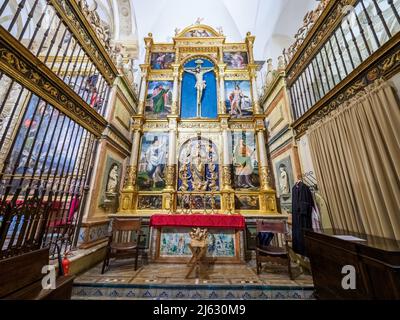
[0,26,106,137]
[285,0,357,86]
[293,33,400,136]
[49,0,118,84]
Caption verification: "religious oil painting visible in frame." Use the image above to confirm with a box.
[145,81,173,119]
[225,80,253,118]
[223,52,249,69]
[138,132,169,191]
[231,132,260,190]
[160,228,236,257]
[178,138,219,192]
[177,194,221,212]
[181,58,217,119]
[184,29,212,37]
[150,52,175,69]
[137,195,163,210]
[274,155,294,212]
[235,195,260,210]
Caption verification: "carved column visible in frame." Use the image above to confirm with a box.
[163,117,178,213]
[220,116,234,214]
[137,65,149,114]
[218,64,227,115]
[171,64,180,115]
[119,116,143,214]
[255,117,278,214]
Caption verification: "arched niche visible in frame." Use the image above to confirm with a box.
[178,137,219,192]
[180,57,218,119]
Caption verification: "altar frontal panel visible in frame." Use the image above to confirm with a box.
[154,227,242,263]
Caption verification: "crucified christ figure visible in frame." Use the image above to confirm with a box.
[184,60,214,118]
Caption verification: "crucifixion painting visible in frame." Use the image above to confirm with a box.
[183,59,214,118]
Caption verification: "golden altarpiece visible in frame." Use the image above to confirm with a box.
[118,24,277,216]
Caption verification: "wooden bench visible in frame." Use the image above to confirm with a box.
[0,248,75,300]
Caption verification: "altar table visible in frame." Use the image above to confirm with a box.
[150,214,245,229]
[149,214,246,264]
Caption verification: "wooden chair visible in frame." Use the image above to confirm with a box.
[255,219,293,280]
[101,218,143,274]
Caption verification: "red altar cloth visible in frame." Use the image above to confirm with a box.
[150,214,245,230]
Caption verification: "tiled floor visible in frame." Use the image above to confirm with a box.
[72,259,314,300]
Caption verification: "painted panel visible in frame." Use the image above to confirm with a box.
[160,228,236,257]
[150,53,175,69]
[137,195,163,210]
[138,132,169,191]
[231,131,260,190]
[223,52,249,69]
[235,195,260,210]
[145,81,173,119]
[225,80,252,118]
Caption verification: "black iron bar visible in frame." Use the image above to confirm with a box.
[372,0,392,38]
[288,87,298,120]
[339,25,356,69]
[300,72,312,109]
[333,31,349,76]
[54,31,74,76]
[7,0,27,32]
[327,38,343,82]
[344,17,363,64]
[388,0,400,24]
[313,55,327,96]
[293,82,303,119]
[360,0,381,48]
[66,47,83,87]
[296,79,307,116]
[61,40,79,81]
[45,118,76,248]
[0,0,11,16]
[51,124,84,255]
[354,6,372,57]
[322,45,337,86]
[17,0,40,41]
[306,64,319,103]
[71,135,96,248]
[310,59,324,99]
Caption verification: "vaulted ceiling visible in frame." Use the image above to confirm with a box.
[94,0,318,63]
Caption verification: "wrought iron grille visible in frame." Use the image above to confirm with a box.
[0,0,112,116]
[0,0,114,259]
[287,0,400,121]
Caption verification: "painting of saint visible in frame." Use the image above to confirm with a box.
[231,132,260,190]
[145,81,172,119]
[150,52,175,69]
[223,52,248,69]
[138,133,169,191]
[225,81,252,118]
